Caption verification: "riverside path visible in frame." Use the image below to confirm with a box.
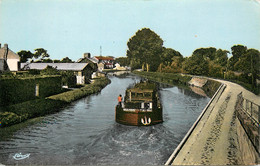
[166,79,259,165]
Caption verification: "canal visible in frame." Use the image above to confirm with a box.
[0,73,210,165]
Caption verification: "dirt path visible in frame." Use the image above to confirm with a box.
[170,79,259,165]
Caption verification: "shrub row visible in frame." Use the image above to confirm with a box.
[133,71,191,86]
[0,75,62,106]
[48,77,111,102]
[0,77,111,128]
[0,99,66,127]
[133,71,223,97]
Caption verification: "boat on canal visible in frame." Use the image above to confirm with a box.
[115,81,163,126]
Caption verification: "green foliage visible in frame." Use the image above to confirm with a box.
[18,48,50,63]
[214,49,229,67]
[0,76,62,106]
[193,47,217,60]
[208,62,223,78]
[160,47,183,66]
[133,71,191,86]
[127,28,163,71]
[40,65,59,75]
[60,71,76,87]
[182,53,209,75]
[0,77,111,128]
[115,57,130,66]
[17,50,34,63]
[48,77,111,102]
[202,80,222,97]
[34,48,50,60]
[28,69,40,75]
[42,58,53,63]
[228,45,247,71]
[61,57,73,63]
[0,99,67,127]
[181,47,228,77]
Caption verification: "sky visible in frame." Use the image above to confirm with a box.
[0,0,259,61]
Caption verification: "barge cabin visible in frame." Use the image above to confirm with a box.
[115,81,163,126]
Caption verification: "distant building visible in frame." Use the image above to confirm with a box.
[0,43,20,72]
[21,63,95,84]
[113,63,127,71]
[94,56,115,69]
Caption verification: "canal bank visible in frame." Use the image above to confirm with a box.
[0,77,111,128]
[166,78,259,165]
[132,71,259,165]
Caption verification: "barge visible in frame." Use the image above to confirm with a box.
[115,81,163,126]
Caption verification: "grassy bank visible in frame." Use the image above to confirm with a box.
[0,77,111,128]
[48,77,111,102]
[133,71,192,86]
[133,71,222,97]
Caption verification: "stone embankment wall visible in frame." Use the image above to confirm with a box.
[188,77,208,88]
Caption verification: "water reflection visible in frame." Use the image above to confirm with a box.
[0,73,210,165]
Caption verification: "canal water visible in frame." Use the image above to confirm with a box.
[0,73,210,165]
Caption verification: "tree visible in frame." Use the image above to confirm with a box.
[34,48,50,60]
[126,28,163,71]
[193,47,217,60]
[234,48,260,88]
[182,52,209,75]
[42,58,53,63]
[17,50,34,63]
[160,47,183,65]
[40,65,59,75]
[213,49,229,67]
[228,45,247,71]
[60,57,73,63]
[115,57,130,67]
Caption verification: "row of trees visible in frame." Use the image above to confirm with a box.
[18,48,73,63]
[125,28,260,91]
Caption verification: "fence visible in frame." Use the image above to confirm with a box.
[236,92,259,153]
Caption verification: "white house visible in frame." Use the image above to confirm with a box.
[0,44,20,72]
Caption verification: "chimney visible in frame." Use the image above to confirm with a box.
[0,43,1,48]
[3,44,9,61]
[4,44,8,49]
[84,53,91,59]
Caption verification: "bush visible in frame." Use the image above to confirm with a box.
[48,77,111,102]
[0,99,67,127]
[0,76,62,106]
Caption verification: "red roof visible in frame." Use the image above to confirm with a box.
[95,56,114,61]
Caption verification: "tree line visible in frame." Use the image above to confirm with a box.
[18,48,73,63]
[121,28,259,92]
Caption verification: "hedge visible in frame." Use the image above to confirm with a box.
[0,77,111,128]
[0,76,62,107]
[48,77,111,102]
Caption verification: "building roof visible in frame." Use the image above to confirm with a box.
[0,46,20,60]
[94,56,114,61]
[21,63,89,71]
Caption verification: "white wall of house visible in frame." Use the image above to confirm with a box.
[7,59,20,71]
[76,75,85,84]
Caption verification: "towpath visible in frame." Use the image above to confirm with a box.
[168,79,259,165]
